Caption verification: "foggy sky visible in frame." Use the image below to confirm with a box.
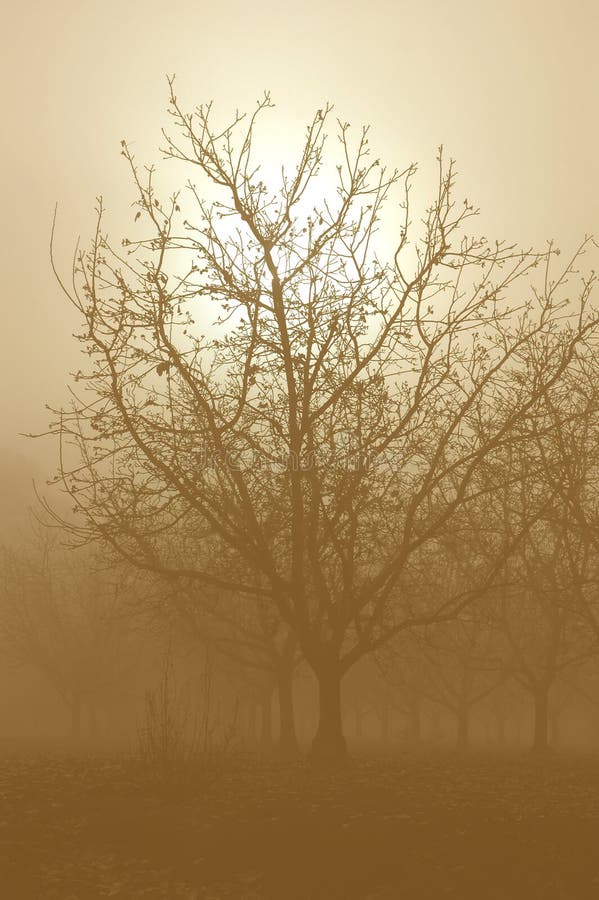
[1,0,597,479]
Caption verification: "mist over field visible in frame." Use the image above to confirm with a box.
[1,2,599,898]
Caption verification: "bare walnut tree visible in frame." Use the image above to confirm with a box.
[47,79,598,758]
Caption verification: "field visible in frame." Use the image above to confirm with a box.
[2,750,599,899]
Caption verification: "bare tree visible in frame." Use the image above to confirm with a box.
[491,465,597,752]
[413,613,505,749]
[45,80,599,758]
[0,537,137,743]
[527,359,599,640]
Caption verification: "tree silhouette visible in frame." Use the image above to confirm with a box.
[46,80,599,758]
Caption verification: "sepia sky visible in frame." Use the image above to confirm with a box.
[0,0,597,475]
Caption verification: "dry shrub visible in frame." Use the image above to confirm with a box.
[136,651,239,787]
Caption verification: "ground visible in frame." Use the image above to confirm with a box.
[1,750,599,899]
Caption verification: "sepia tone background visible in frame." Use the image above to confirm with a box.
[1,0,598,484]
[0,6,598,897]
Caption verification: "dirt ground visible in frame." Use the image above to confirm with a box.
[1,750,599,899]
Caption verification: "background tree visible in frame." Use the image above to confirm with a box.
[0,536,138,743]
[171,580,302,756]
[412,612,504,749]
[491,462,597,753]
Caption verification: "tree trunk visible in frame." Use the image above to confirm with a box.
[405,697,421,744]
[276,666,299,757]
[311,663,346,761]
[456,704,469,749]
[248,700,260,744]
[355,707,364,740]
[549,712,560,749]
[245,701,258,745]
[532,686,549,752]
[380,699,391,744]
[260,689,274,751]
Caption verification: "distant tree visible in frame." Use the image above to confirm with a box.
[0,450,42,548]
[490,442,597,752]
[162,577,302,756]
[528,359,599,639]
[45,79,599,758]
[344,655,395,744]
[481,679,526,748]
[413,612,505,749]
[0,537,137,742]
[376,632,429,745]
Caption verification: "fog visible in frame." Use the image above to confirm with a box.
[1,2,599,898]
